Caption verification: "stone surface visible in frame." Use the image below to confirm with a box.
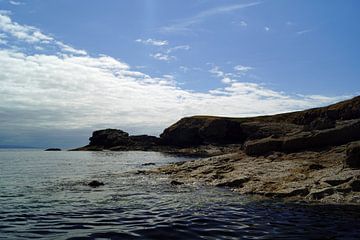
[148,145,360,204]
[344,141,360,169]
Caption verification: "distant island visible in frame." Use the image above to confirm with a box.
[74,96,360,204]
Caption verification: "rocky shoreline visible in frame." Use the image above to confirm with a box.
[147,143,360,204]
[74,96,360,204]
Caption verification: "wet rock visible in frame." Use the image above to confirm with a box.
[344,141,360,169]
[170,180,184,186]
[265,188,310,198]
[88,180,104,188]
[308,187,335,200]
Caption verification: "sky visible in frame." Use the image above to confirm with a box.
[0,0,359,148]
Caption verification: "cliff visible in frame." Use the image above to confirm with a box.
[74,96,360,203]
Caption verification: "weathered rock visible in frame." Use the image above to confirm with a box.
[303,118,336,131]
[344,141,360,169]
[245,120,360,156]
[148,146,360,204]
[244,137,282,156]
[88,180,104,188]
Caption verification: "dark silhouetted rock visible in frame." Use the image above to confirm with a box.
[45,148,61,151]
[160,117,246,146]
[344,141,360,169]
[88,180,104,188]
[89,129,130,148]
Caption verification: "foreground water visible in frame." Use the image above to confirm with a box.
[0,150,359,240]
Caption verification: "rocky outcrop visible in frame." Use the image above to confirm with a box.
[244,120,360,156]
[149,145,360,204]
[159,96,360,148]
[89,129,130,148]
[74,129,162,151]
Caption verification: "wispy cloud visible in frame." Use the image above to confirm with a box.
[166,45,190,54]
[161,2,261,33]
[9,0,23,5]
[234,65,253,73]
[150,52,176,62]
[264,26,270,32]
[296,29,312,35]
[135,38,168,46]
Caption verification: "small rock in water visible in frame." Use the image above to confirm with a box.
[45,148,61,151]
[170,180,184,186]
[88,180,104,188]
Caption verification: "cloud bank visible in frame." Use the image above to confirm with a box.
[0,12,346,147]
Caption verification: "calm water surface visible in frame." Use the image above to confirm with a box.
[0,150,359,240]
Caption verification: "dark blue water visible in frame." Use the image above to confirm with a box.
[0,150,359,240]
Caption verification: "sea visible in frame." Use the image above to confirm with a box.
[0,149,359,240]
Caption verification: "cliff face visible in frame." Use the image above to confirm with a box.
[75,96,360,154]
[160,96,360,151]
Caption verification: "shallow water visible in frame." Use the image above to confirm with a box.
[0,150,359,240]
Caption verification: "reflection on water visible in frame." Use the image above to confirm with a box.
[0,150,359,239]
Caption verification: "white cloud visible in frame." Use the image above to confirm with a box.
[55,41,87,55]
[234,65,253,73]
[0,13,53,43]
[9,1,22,5]
[166,45,190,53]
[150,52,176,62]
[297,29,312,35]
[135,38,168,46]
[0,12,347,145]
[240,21,248,27]
[179,66,189,73]
[0,12,87,56]
[264,26,270,32]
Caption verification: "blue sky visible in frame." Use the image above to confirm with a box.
[0,0,359,148]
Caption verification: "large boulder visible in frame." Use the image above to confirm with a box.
[344,142,360,169]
